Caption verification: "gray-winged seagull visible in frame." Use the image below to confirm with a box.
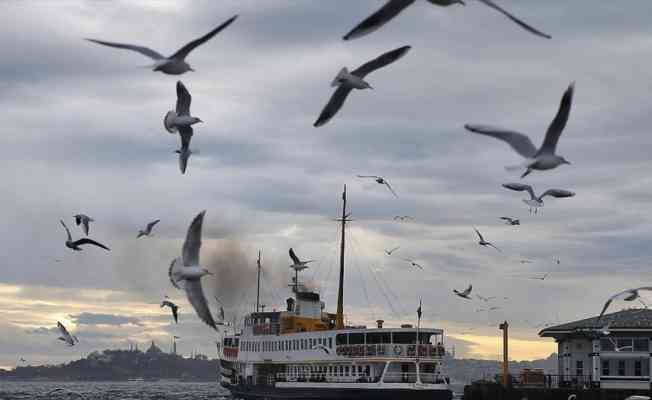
[474,227,501,252]
[56,321,79,346]
[73,214,93,236]
[314,46,411,127]
[502,183,575,214]
[343,0,551,41]
[454,285,473,299]
[60,220,110,251]
[597,287,652,322]
[168,211,217,330]
[138,219,161,238]
[86,15,238,75]
[357,175,398,198]
[165,81,202,175]
[160,299,179,323]
[465,83,574,178]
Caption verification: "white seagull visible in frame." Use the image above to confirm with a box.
[499,216,520,225]
[357,175,398,198]
[401,258,424,270]
[138,219,161,238]
[56,321,79,346]
[474,227,501,252]
[73,214,93,236]
[289,248,314,271]
[454,285,473,300]
[60,220,110,251]
[86,15,238,75]
[343,0,551,41]
[597,287,652,322]
[314,46,411,127]
[385,246,400,256]
[502,183,575,214]
[168,211,217,330]
[465,83,574,178]
[164,81,202,175]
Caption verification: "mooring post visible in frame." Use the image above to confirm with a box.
[499,321,509,388]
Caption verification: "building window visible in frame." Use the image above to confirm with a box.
[635,360,642,376]
[634,338,649,352]
[602,360,609,376]
[600,338,614,351]
[576,360,583,376]
[618,360,626,376]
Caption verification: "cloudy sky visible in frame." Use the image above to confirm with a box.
[3,0,652,370]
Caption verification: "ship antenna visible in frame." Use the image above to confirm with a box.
[256,250,262,313]
[335,185,351,329]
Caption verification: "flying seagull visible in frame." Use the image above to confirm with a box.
[164,81,202,174]
[502,183,575,214]
[597,287,652,322]
[500,216,520,225]
[385,246,400,256]
[161,299,179,323]
[342,0,551,41]
[476,295,496,302]
[473,227,501,252]
[357,175,398,197]
[289,248,314,271]
[60,220,110,251]
[530,273,550,281]
[56,321,79,346]
[312,344,331,355]
[314,46,411,127]
[85,15,238,75]
[454,285,473,299]
[138,219,161,238]
[402,258,423,270]
[465,83,574,178]
[168,211,217,330]
[73,214,93,236]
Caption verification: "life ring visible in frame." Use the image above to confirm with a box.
[393,345,403,356]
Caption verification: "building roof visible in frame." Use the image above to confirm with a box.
[540,309,652,337]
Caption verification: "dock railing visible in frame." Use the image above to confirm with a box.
[511,374,596,389]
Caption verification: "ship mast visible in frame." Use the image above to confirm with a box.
[336,185,351,329]
[256,250,261,313]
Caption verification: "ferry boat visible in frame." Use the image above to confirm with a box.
[218,187,452,400]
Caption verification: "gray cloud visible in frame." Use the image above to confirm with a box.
[69,313,142,327]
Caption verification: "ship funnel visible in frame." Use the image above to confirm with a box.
[376,319,384,329]
[286,297,295,312]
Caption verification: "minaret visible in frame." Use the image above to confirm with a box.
[336,185,351,329]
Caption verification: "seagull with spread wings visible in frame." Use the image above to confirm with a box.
[60,220,110,251]
[168,211,217,330]
[465,83,574,178]
[56,321,79,347]
[454,285,473,300]
[314,46,411,127]
[164,81,202,175]
[502,183,575,214]
[384,247,400,256]
[138,219,161,238]
[86,15,238,74]
[530,273,550,281]
[500,216,520,225]
[401,258,424,270]
[342,0,551,41]
[73,214,94,236]
[597,287,652,322]
[161,299,179,323]
[357,175,398,198]
[289,248,314,271]
[473,227,501,252]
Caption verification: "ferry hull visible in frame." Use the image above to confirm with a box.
[224,383,453,400]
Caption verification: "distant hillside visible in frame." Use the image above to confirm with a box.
[446,353,557,384]
[0,343,218,381]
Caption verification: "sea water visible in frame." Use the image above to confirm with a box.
[0,381,230,399]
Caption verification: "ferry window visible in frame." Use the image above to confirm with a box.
[576,360,583,376]
[618,360,626,376]
[419,333,433,345]
[345,366,350,376]
[309,338,313,347]
[318,337,322,345]
[602,360,609,376]
[635,360,642,376]
[365,365,370,376]
[634,338,648,352]
[339,366,343,376]
[336,334,348,345]
[328,366,332,375]
[329,338,333,348]
[600,338,614,351]
[393,332,416,344]
[367,332,391,344]
[349,333,364,345]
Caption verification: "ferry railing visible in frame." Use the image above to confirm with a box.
[336,344,445,358]
[275,373,382,384]
[512,374,597,389]
[382,372,419,384]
